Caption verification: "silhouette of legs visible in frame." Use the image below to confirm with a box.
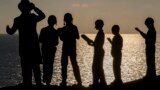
[92,64,106,85]
[61,49,82,86]
[110,52,123,86]
[33,64,42,85]
[21,58,32,86]
[92,65,99,85]
[70,51,82,85]
[20,56,42,86]
[43,61,54,85]
[42,47,56,85]
[92,50,107,86]
[146,47,156,79]
[113,54,122,83]
[32,54,42,85]
[113,58,121,81]
[99,65,106,85]
[61,51,68,86]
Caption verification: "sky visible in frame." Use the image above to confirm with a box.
[0,0,160,34]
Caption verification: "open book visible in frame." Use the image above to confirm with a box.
[81,34,94,44]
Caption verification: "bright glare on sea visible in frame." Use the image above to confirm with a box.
[0,34,159,88]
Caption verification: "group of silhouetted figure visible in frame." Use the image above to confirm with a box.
[6,0,157,88]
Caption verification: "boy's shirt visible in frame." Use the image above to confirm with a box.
[111,34,123,56]
[39,26,59,46]
[94,31,104,51]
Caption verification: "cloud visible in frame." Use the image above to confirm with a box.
[72,3,89,8]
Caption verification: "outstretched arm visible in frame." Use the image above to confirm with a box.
[135,27,146,39]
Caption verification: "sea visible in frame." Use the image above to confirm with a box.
[0,34,159,88]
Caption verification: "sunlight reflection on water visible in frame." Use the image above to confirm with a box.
[0,34,159,87]
[51,34,160,87]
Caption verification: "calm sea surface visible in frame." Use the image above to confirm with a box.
[0,34,159,88]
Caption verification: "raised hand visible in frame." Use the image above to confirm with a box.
[135,27,146,38]
[6,25,11,33]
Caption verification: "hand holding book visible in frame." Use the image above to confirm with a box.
[81,34,94,46]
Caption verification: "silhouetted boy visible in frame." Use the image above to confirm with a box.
[39,15,58,86]
[6,0,45,86]
[58,13,82,86]
[135,17,156,80]
[82,19,107,87]
[107,25,123,85]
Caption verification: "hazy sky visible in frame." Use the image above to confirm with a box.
[0,0,160,34]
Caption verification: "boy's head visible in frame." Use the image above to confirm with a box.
[18,0,33,14]
[48,15,57,26]
[64,13,73,25]
[95,19,104,30]
[112,25,120,35]
[145,17,154,28]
